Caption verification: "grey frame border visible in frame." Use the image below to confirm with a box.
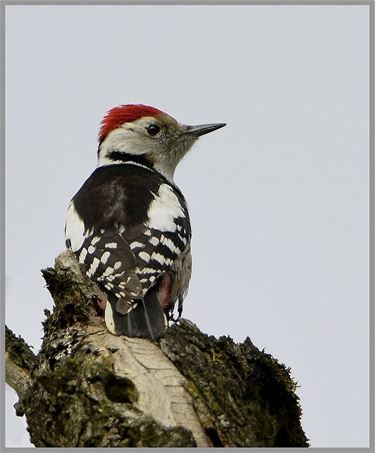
[0,0,372,4]
[1,0,4,451]
[1,1,373,451]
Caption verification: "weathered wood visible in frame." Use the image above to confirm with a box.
[5,250,309,447]
[5,327,36,402]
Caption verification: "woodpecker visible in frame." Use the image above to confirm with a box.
[65,104,225,339]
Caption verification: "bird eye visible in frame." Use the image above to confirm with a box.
[146,123,161,137]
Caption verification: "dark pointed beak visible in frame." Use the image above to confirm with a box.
[182,122,226,137]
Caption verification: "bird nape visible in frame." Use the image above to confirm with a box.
[65,104,226,339]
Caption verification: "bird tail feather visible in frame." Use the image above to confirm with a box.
[106,291,167,340]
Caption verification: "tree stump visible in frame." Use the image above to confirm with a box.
[5,251,309,447]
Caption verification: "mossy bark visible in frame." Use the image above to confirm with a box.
[5,251,309,447]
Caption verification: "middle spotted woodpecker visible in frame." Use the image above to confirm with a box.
[65,104,226,339]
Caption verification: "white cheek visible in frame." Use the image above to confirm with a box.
[98,119,160,161]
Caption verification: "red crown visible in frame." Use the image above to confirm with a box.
[99,104,164,142]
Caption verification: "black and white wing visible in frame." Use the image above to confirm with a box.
[65,165,191,339]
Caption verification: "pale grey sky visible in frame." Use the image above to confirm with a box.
[5,4,369,447]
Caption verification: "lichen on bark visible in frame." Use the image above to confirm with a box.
[162,321,308,447]
[5,251,309,447]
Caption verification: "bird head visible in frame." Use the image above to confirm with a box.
[97,104,226,182]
